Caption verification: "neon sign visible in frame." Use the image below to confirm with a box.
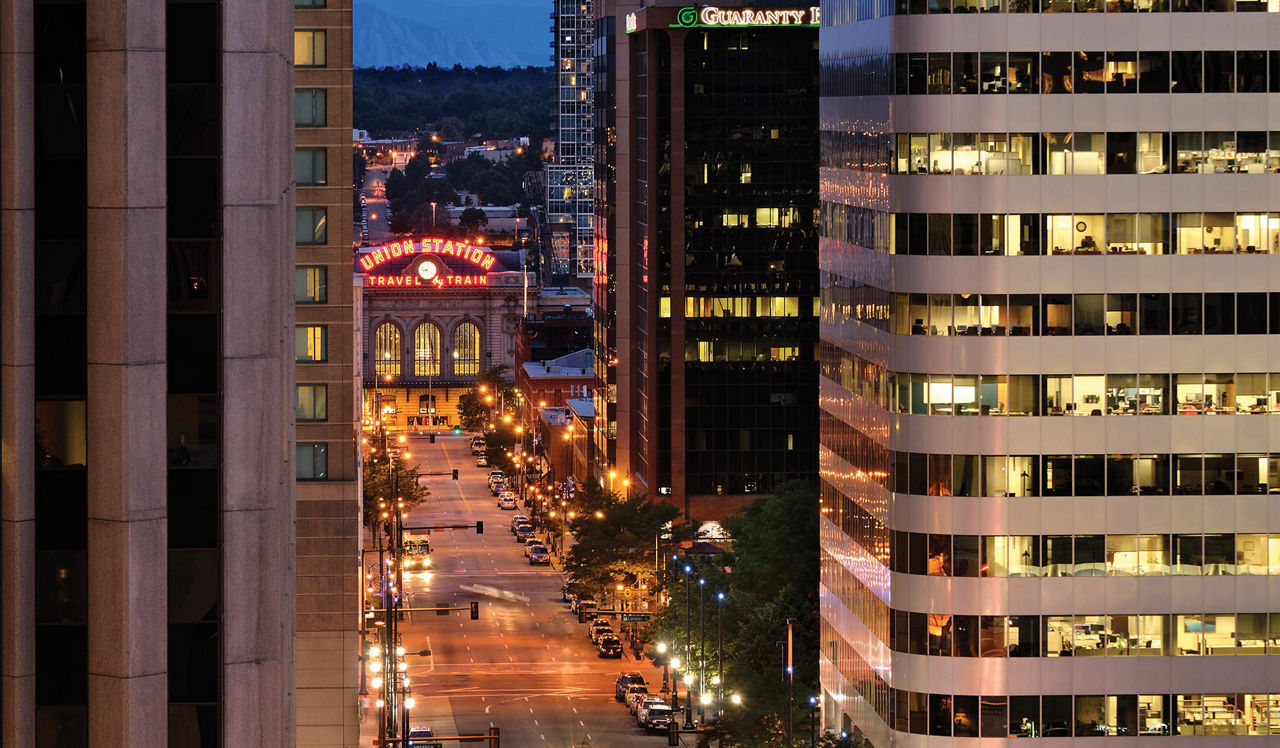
[625,11,638,33]
[366,274,489,289]
[671,5,819,27]
[356,236,495,273]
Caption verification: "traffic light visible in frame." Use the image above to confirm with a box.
[470,601,479,620]
[453,425,462,435]
[429,433,436,443]
[475,520,483,535]
[452,469,459,480]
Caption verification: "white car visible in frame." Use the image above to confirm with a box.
[475,455,488,467]
[497,495,517,509]
[637,696,667,726]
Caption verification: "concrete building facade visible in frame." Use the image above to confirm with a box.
[294,0,361,744]
[2,0,295,744]
[819,1,1280,743]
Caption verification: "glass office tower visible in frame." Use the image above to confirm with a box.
[818,0,1280,743]
[604,3,819,520]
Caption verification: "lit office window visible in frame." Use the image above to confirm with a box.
[296,384,328,421]
[453,322,481,376]
[294,88,327,126]
[375,323,402,378]
[295,266,327,304]
[296,206,327,244]
[295,148,327,186]
[295,325,327,362]
[413,323,441,377]
[294,30,326,66]
[297,443,328,480]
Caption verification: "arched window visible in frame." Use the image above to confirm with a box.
[453,321,481,376]
[413,322,441,377]
[374,322,401,378]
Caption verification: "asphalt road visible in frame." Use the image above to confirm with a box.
[361,166,393,243]
[363,433,670,748]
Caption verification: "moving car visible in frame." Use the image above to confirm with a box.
[406,725,442,748]
[475,455,488,467]
[597,636,623,658]
[497,495,517,510]
[528,546,551,565]
[615,673,647,701]
[642,704,675,733]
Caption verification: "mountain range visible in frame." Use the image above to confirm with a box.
[354,1,549,69]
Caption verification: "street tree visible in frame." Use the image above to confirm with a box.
[459,206,489,234]
[362,444,429,528]
[563,482,689,601]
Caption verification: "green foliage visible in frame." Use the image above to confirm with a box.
[444,151,543,207]
[648,481,820,747]
[353,66,552,141]
[563,483,689,599]
[362,442,430,528]
[459,206,489,234]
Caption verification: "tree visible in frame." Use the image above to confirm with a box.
[562,482,689,600]
[455,366,515,432]
[459,206,489,234]
[362,443,430,527]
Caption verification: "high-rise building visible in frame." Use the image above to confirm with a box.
[547,0,596,280]
[597,2,820,519]
[818,2,1280,743]
[293,0,361,745]
[2,0,295,744]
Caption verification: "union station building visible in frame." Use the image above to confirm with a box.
[357,237,534,430]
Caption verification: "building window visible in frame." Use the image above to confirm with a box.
[295,148,327,186]
[374,322,402,379]
[296,206,327,244]
[295,266,327,304]
[296,384,328,421]
[297,443,328,480]
[413,322,441,377]
[452,322,481,376]
[294,0,325,7]
[294,30,326,67]
[418,394,437,414]
[294,88,327,126]
[296,325,326,362]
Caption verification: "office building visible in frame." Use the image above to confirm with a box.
[547,0,596,280]
[2,0,294,744]
[600,2,820,519]
[294,0,361,744]
[818,1,1280,743]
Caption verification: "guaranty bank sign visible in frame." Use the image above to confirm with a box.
[671,5,819,27]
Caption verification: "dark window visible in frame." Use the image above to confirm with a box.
[892,530,909,574]
[1043,535,1074,575]
[954,52,979,93]
[1173,533,1202,571]
[1106,132,1136,173]
[1139,293,1169,334]
[1238,292,1266,333]
[1203,51,1234,92]
[1272,52,1280,93]
[1075,695,1106,736]
[909,452,928,495]
[1237,51,1267,92]
[909,692,928,734]
[928,52,951,94]
[980,615,1007,656]
[909,611,928,654]
[1172,0,1203,10]
[1074,455,1105,495]
[1271,293,1280,333]
[908,213,927,255]
[1010,696,1040,737]
[1042,294,1072,336]
[1073,535,1105,575]
[1203,533,1235,569]
[1107,52,1137,93]
[1041,455,1072,496]
[953,214,978,255]
[909,531,928,575]
[1074,51,1104,94]
[954,535,980,577]
[930,694,953,736]
[1204,293,1233,334]
[1009,615,1041,657]
[954,614,979,657]
[1106,454,1137,496]
[928,214,952,255]
[894,54,910,95]
[1171,51,1202,93]
[953,695,980,737]
[1074,294,1104,335]
[929,614,952,656]
[928,534,952,576]
[908,54,928,95]
[1041,696,1072,737]
[1041,52,1072,94]
[1171,293,1202,334]
[1138,52,1169,92]
[981,697,1009,738]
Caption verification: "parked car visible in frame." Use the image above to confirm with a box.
[573,596,598,615]
[589,623,615,644]
[615,672,648,701]
[624,685,651,713]
[528,546,551,565]
[510,515,529,532]
[575,599,598,620]
[643,704,675,733]
[597,636,623,658]
[523,538,546,557]
[497,496,517,510]
[514,526,534,541]
[636,696,667,725]
[498,490,515,502]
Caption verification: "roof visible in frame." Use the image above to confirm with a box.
[566,398,595,419]
[521,349,593,379]
[539,407,573,426]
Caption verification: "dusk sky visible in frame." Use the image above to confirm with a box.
[356,0,549,68]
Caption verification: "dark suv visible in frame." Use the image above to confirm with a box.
[614,672,647,701]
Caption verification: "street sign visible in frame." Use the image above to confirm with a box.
[621,613,651,622]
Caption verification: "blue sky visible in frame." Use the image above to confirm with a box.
[357,0,549,68]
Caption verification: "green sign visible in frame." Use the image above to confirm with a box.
[671,6,820,28]
[622,613,652,622]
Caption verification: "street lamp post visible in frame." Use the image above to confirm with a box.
[716,591,725,717]
[683,564,693,729]
[656,642,670,694]
[809,695,820,747]
[697,577,706,724]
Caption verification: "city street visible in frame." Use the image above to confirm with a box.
[361,165,393,243]
[361,433,670,748]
